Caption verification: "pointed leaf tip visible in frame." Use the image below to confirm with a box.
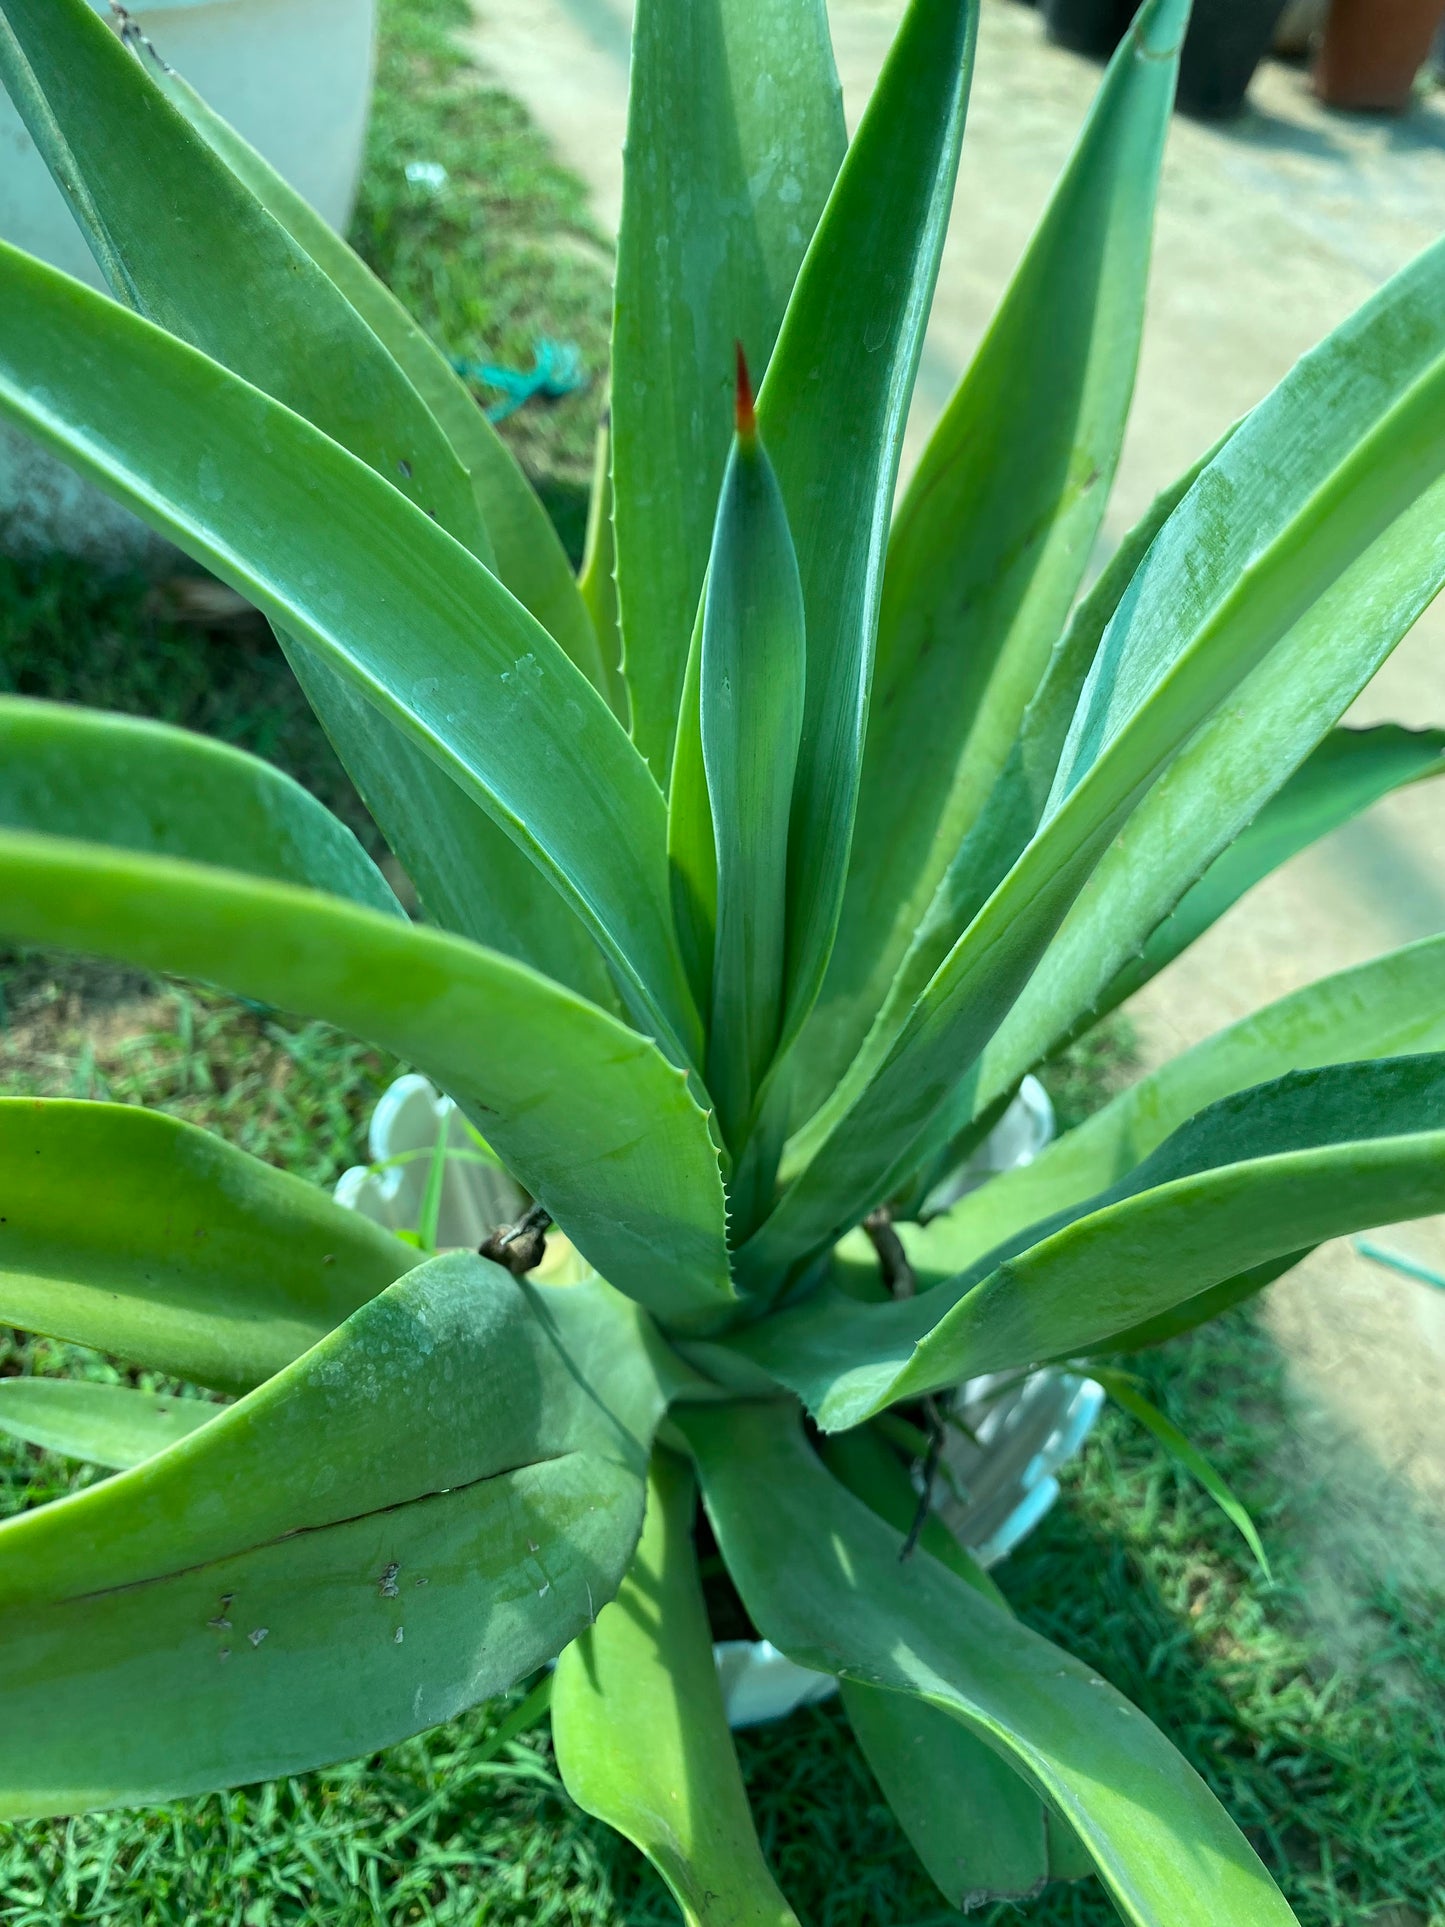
[735,342,757,440]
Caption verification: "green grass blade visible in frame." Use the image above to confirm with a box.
[552,1450,799,1927]
[681,1403,1297,1927]
[812,0,1187,1108]
[1090,723,1445,1021]
[611,0,843,777]
[0,246,699,1068]
[0,1101,412,1392]
[757,0,978,1053]
[0,1259,668,1818]
[126,26,603,689]
[0,0,490,564]
[0,833,733,1332]
[0,1381,218,1471]
[728,1056,1445,1427]
[1089,1369,1272,1579]
[904,932,1445,1284]
[741,235,1445,1289]
[0,696,400,918]
[700,371,807,1154]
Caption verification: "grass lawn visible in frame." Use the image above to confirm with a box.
[0,0,1442,1922]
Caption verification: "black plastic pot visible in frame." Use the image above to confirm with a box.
[1177,0,1291,114]
[1043,0,1289,118]
[1041,0,1131,57]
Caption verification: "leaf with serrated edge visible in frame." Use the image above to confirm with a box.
[0,834,734,1331]
[0,245,698,1067]
[723,1057,1445,1427]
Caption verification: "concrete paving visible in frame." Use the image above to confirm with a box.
[465,0,1445,1615]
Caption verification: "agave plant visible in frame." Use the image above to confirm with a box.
[0,0,1443,1917]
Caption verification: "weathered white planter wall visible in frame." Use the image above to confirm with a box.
[0,0,378,563]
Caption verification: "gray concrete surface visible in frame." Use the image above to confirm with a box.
[465,0,1445,1619]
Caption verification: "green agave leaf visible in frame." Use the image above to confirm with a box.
[842,1684,1051,1907]
[578,413,628,721]
[911,932,1445,1285]
[46,0,622,991]
[700,375,807,1155]
[0,834,733,1331]
[975,459,1445,1113]
[801,0,1187,1117]
[680,1402,1296,1927]
[758,0,978,1051]
[1089,1370,1271,1578]
[611,0,843,777]
[0,0,488,562]
[820,1427,1075,1908]
[729,1055,1445,1427]
[279,645,623,1015]
[787,434,1222,1163]
[0,246,699,1068]
[0,1380,219,1471]
[552,1450,798,1927]
[1087,722,1445,1024]
[123,26,603,688]
[1091,1252,1308,1355]
[0,1101,412,1393]
[0,696,400,918]
[742,234,1445,1289]
[0,1256,670,1818]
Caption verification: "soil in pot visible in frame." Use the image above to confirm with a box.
[1313,0,1445,110]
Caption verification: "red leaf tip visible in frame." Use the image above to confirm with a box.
[734,341,757,440]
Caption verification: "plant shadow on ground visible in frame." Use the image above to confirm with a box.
[0,0,1442,1919]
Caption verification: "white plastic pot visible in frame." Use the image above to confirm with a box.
[335,1072,1102,1728]
[0,0,378,562]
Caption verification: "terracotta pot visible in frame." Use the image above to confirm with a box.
[1314,0,1445,109]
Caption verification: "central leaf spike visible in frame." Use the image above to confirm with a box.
[735,340,757,441]
[699,348,807,1178]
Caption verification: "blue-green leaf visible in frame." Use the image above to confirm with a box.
[0,245,698,1067]
[0,1380,219,1471]
[726,1056,1445,1427]
[799,0,1187,1115]
[680,1402,1295,1927]
[0,834,734,1332]
[758,0,978,1046]
[742,233,1445,1289]
[0,1257,671,1818]
[552,1450,798,1927]
[700,369,807,1154]
[0,696,399,918]
[611,0,844,777]
[0,1100,412,1392]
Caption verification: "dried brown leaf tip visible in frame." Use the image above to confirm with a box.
[735,341,757,441]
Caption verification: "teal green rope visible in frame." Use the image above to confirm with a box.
[1354,1237,1445,1291]
[453,338,587,423]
